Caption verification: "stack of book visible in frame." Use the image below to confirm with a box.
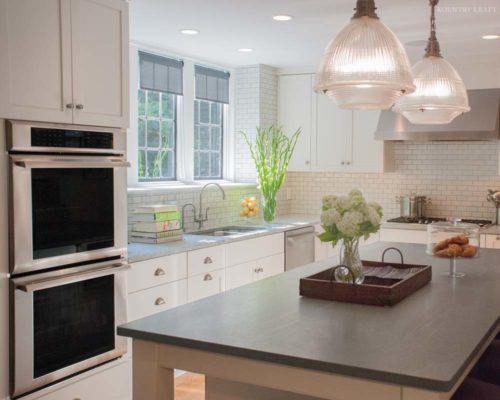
[130,204,183,244]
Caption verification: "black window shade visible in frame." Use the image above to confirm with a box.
[139,51,183,95]
[195,65,230,104]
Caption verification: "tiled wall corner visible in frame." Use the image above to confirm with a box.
[234,64,278,183]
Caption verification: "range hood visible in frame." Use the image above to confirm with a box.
[375,89,500,141]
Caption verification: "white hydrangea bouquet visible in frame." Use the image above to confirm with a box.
[319,190,383,284]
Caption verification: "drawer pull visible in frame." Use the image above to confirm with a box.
[154,268,166,276]
[203,273,213,281]
[155,298,166,306]
[254,268,264,273]
[204,256,213,264]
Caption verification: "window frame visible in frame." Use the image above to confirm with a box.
[193,98,225,181]
[127,44,235,187]
[137,89,178,182]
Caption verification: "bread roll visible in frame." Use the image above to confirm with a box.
[433,239,450,253]
[450,235,469,245]
[461,245,477,258]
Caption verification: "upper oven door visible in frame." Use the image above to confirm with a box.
[10,155,129,275]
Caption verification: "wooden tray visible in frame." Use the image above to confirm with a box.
[300,248,432,307]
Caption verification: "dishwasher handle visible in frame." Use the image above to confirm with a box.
[285,226,315,238]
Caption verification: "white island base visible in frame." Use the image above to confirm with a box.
[131,335,497,400]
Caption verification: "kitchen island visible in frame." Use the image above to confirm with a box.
[118,242,500,400]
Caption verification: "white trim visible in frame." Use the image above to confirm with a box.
[127,43,236,186]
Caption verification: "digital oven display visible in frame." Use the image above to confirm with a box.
[31,127,113,149]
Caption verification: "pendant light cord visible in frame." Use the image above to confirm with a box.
[426,0,442,57]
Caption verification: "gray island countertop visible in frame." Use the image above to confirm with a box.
[118,242,500,392]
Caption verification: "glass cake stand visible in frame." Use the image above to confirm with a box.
[426,221,480,278]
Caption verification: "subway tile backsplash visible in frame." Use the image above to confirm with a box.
[279,141,500,222]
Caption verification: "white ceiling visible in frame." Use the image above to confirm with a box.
[130,0,500,69]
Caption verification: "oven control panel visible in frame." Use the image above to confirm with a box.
[31,128,114,149]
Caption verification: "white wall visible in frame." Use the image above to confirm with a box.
[0,119,9,399]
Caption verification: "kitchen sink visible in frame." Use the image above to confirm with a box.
[187,225,268,237]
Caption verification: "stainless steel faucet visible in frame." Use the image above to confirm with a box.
[197,183,226,229]
[181,183,226,231]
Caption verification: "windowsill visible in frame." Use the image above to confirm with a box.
[127,180,257,194]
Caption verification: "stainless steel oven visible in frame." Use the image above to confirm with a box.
[7,120,129,275]
[10,260,129,398]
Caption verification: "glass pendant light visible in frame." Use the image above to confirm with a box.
[393,0,470,124]
[314,0,415,110]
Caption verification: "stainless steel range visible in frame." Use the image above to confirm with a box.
[7,120,130,398]
[387,217,492,228]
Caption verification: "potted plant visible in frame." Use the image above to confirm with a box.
[242,126,301,222]
[319,190,383,284]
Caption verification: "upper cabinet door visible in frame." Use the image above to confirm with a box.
[70,0,129,128]
[278,74,313,172]
[0,0,73,123]
[351,110,384,172]
[315,94,353,171]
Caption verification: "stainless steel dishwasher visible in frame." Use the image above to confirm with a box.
[285,226,315,271]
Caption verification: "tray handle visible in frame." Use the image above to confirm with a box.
[330,264,356,285]
[381,247,404,265]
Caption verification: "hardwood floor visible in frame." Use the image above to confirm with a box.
[175,372,205,400]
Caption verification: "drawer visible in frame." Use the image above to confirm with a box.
[253,253,285,280]
[33,360,131,400]
[226,233,284,266]
[484,234,500,249]
[188,269,225,302]
[128,280,187,321]
[128,253,187,293]
[226,261,254,290]
[379,228,427,244]
[188,245,225,277]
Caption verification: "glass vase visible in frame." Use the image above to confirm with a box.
[261,195,276,222]
[335,239,365,284]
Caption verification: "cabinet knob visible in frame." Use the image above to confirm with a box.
[254,268,263,273]
[155,297,166,306]
[346,161,351,165]
[204,257,213,264]
[203,273,213,281]
[66,103,74,109]
[75,104,84,110]
[341,161,345,165]
[305,160,310,165]
[154,268,165,276]
[496,236,499,240]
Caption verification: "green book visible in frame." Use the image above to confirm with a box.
[132,211,180,222]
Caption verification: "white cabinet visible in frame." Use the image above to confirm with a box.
[278,74,313,171]
[278,73,386,173]
[188,269,225,302]
[0,0,129,128]
[32,360,131,400]
[379,228,427,244]
[226,253,285,290]
[481,234,500,249]
[128,280,187,321]
[0,0,73,123]
[188,245,226,277]
[226,233,284,266]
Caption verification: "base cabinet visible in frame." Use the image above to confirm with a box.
[481,234,500,249]
[226,253,285,290]
[379,228,427,244]
[31,360,131,400]
[188,269,226,302]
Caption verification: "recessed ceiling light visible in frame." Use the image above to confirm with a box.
[238,48,254,53]
[482,34,499,40]
[273,15,293,21]
[180,29,199,35]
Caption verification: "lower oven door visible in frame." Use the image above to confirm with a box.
[10,154,129,275]
[10,261,129,398]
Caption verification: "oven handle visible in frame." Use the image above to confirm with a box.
[13,159,130,169]
[14,263,131,293]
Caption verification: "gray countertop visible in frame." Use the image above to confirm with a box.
[127,214,320,263]
[118,242,500,392]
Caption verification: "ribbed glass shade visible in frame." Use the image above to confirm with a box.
[314,16,415,110]
[393,56,470,124]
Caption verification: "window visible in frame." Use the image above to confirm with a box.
[137,52,183,182]
[194,100,223,179]
[138,90,177,181]
[194,65,230,180]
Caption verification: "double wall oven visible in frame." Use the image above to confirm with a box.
[8,120,130,398]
